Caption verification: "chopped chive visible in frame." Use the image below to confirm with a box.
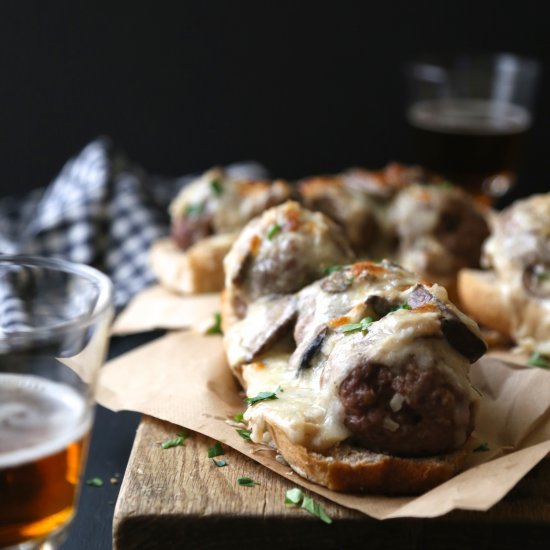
[473,442,490,452]
[340,316,374,334]
[210,178,223,196]
[86,478,104,487]
[267,223,282,240]
[236,428,252,441]
[206,312,223,335]
[160,431,187,449]
[244,391,278,406]
[208,441,225,458]
[237,477,259,487]
[527,352,550,369]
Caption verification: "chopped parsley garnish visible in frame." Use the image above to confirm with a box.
[267,223,282,240]
[323,265,342,275]
[206,312,223,335]
[184,202,204,216]
[212,458,228,467]
[391,303,411,312]
[473,442,490,452]
[244,390,279,406]
[536,270,550,282]
[85,477,104,487]
[340,316,374,334]
[160,431,188,449]
[527,352,550,369]
[208,441,225,458]
[236,428,252,441]
[233,411,245,422]
[237,477,259,487]
[210,178,223,196]
[285,488,332,524]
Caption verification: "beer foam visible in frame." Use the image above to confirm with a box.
[408,99,531,134]
[0,374,92,469]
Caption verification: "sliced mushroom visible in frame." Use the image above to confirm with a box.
[407,285,486,362]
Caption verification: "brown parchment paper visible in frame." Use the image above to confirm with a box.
[111,285,220,335]
[96,330,550,520]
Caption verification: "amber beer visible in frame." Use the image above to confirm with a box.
[0,374,92,547]
[407,98,531,202]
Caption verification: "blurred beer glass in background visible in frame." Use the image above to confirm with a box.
[405,53,540,205]
[0,256,113,550]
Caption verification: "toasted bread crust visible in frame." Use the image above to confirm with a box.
[269,424,470,495]
[149,234,235,294]
[457,269,512,338]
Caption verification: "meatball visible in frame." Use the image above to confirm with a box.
[389,184,490,286]
[223,201,355,318]
[339,356,474,457]
[297,176,380,254]
[169,167,292,250]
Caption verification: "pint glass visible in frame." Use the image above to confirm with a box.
[405,53,540,204]
[0,256,113,549]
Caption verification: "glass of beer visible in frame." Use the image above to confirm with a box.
[0,256,113,549]
[405,53,540,204]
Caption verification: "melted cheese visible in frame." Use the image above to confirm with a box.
[237,264,478,452]
[482,194,550,354]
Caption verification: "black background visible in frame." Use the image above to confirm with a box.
[0,0,548,203]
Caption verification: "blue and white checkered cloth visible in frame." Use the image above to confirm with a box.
[0,137,267,311]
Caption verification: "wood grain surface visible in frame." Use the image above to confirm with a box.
[113,416,550,550]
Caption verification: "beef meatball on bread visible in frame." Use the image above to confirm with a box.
[388,183,490,300]
[458,193,550,355]
[222,200,355,329]
[223,204,486,494]
[297,162,441,257]
[150,167,292,294]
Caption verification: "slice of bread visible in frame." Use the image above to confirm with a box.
[149,234,235,295]
[457,269,512,339]
[269,424,470,495]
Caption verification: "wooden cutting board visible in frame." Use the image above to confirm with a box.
[113,416,550,550]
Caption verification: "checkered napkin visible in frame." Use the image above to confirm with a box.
[0,137,267,313]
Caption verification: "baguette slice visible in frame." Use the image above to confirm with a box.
[457,269,512,339]
[150,234,236,294]
[269,424,471,495]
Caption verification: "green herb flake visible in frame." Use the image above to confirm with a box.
[536,271,550,282]
[208,441,225,458]
[302,495,333,524]
[206,312,223,335]
[323,265,342,275]
[285,487,332,524]
[244,391,278,406]
[392,303,411,311]
[473,442,490,452]
[236,428,252,441]
[340,316,374,334]
[267,223,282,240]
[233,411,245,422]
[85,477,104,487]
[184,202,204,216]
[527,352,550,369]
[210,178,223,196]
[237,477,259,487]
[212,458,228,467]
[160,431,188,449]
[284,487,304,505]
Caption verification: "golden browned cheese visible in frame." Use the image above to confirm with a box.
[0,435,88,546]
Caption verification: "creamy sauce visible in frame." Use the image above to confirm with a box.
[234,263,479,452]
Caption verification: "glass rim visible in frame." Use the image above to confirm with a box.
[0,254,113,342]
